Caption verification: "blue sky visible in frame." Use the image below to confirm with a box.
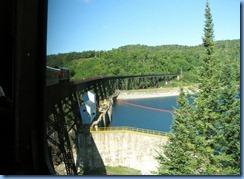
[47,0,240,55]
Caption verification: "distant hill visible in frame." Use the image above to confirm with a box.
[47,39,240,82]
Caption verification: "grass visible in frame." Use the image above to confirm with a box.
[79,166,141,175]
[105,166,141,175]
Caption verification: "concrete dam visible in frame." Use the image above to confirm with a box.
[46,75,177,174]
[77,128,168,175]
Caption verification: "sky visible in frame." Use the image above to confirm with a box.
[47,0,240,55]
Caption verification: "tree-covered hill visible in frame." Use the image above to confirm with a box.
[47,39,240,82]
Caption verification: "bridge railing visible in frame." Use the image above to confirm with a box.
[90,126,169,137]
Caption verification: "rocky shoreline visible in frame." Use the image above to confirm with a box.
[117,88,181,99]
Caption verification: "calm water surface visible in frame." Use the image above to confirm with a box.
[111,96,178,132]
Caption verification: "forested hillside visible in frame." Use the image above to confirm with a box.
[47,39,240,82]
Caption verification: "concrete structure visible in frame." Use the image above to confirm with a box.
[80,90,97,124]
[85,100,96,118]
[46,74,179,174]
[77,130,168,175]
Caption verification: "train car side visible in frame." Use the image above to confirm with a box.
[58,67,70,82]
[46,66,70,86]
[46,66,59,86]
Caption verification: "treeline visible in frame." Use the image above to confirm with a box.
[47,39,240,82]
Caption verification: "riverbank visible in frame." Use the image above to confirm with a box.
[117,86,197,99]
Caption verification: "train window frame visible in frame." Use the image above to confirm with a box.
[11,0,51,174]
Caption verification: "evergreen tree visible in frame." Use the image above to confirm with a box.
[194,0,240,174]
[192,1,221,173]
[213,53,240,174]
[157,0,240,175]
[157,88,199,175]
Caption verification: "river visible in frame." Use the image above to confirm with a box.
[111,96,178,132]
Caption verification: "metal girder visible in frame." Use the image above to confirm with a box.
[46,73,178,175]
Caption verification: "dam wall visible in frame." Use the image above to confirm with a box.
[78,130,168,175]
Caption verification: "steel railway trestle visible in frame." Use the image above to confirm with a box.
[46,74,179,174]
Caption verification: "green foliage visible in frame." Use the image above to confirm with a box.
[157,89,200,175]
[157,1,240,175]
[46,40,239,83]
[202,0,215,57]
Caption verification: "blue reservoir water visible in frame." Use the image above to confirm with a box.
[111,96,178,132]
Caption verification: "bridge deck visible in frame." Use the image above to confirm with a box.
[71,73,180,84]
